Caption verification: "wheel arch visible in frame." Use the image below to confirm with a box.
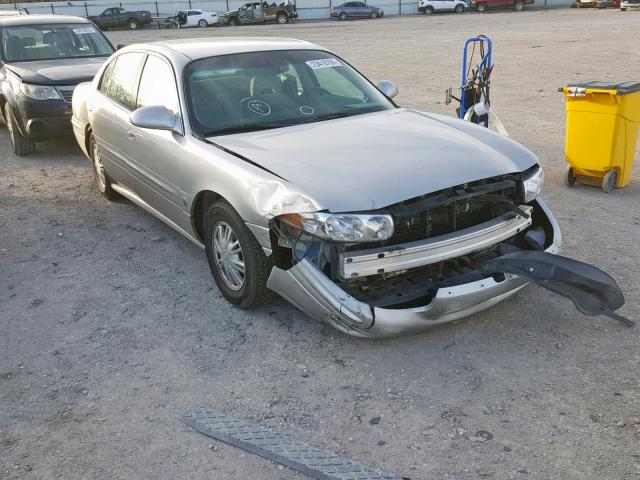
[191,190,226,243]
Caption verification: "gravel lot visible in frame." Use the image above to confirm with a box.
[2,9,640,480]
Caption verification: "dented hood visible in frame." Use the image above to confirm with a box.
[208,108,538,213]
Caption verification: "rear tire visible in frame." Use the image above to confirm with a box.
[204,200,276,309]
[514,0,525,9]
[198,19,208,27]
[455,3,465,12]
[424,5,434,13]
[128,18,139,29]
[5,104,35,156]
[89,133,118,200]
[276,13,289,23]
[476,3,487,11]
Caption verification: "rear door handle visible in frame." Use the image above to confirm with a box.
[126,130,136,141]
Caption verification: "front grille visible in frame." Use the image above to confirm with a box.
[378,172,528,247]
[392,199,500,244]
[57,86,75,103]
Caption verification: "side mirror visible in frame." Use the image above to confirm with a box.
[130,105,180,133]
[376,80,398,99]
[116,43,127,50]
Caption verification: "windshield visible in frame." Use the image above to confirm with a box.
[1,23,114,62]
[185,50,395,137]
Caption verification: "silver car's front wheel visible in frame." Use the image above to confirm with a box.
[204,200,275,308]
[213,221,245,291]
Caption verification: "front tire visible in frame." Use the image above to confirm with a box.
[276,13,289,23]
[5,104,34,156]
[198,19,208,27]
[89,134,117,200]
[204,200,275,308]
[455,3,465,12]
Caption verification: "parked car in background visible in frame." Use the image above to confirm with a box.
[470,0,532,11]
[223,0,298,25]
[620,0,640,9]
[66,38,633,338]
[331,2,384,19]
[595,0,619,7]
[419,0,467,13]
[0,14,114,155]
[89,7,153,30]
[167,9,219,28]
[575,0,595,6]
[0,8,29,17]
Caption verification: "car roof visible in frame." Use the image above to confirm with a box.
[0,14,93,27]
[128,37,326,60]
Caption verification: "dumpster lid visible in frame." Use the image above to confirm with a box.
[563,81,640,95]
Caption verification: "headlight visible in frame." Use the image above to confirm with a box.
[522,167,544,202]
[19,83,62,101]
[279,212,394,242]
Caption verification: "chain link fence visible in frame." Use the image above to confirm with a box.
[7,0,571,22]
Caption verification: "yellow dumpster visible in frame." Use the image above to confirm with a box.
[561,81,640,192]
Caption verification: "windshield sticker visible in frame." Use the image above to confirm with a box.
[299,106,315,115]
[247,100,271,116]
[73,27,97,35]
[305,59,342,70]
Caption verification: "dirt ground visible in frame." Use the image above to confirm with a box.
[2,9,640,480]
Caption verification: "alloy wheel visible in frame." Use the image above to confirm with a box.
[213,221,245,291]
[92,140,107,192]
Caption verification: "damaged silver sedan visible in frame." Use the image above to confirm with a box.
[72,38,630,337]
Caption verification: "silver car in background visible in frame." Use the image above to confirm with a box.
[71,38,629,337]
[330,2,384,19]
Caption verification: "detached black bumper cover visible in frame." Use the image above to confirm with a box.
[478,251,633,326]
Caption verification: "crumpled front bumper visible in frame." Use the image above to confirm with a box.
[267,198,562,338]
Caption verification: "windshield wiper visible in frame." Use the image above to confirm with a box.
[204,122,295,137]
